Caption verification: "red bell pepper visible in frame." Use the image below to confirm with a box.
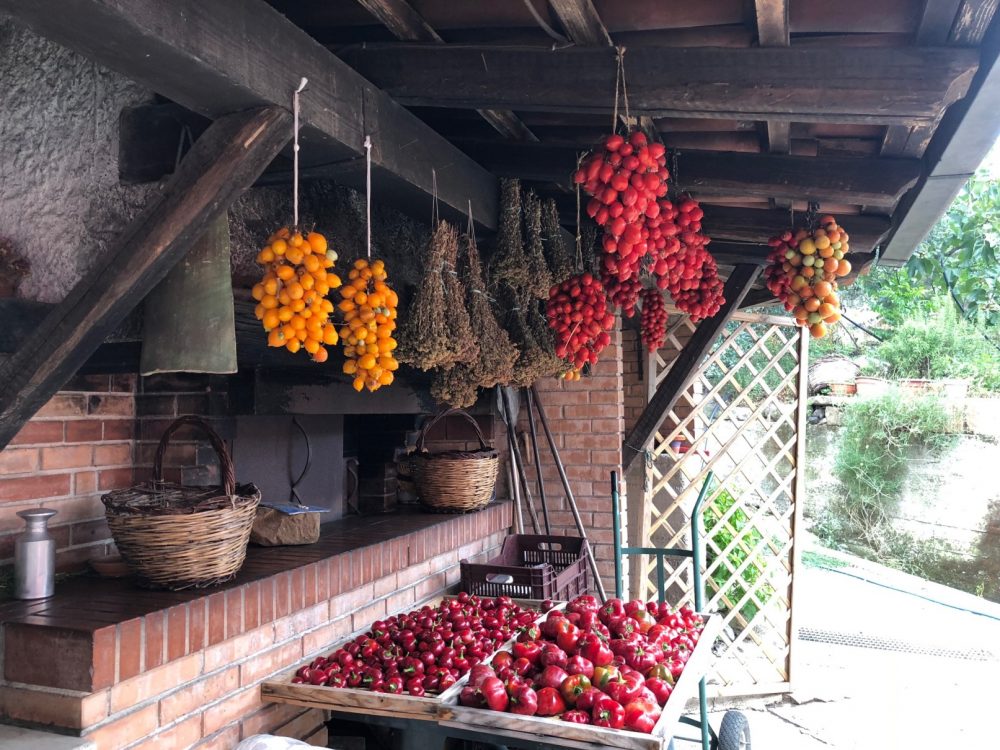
[480,676,509,712]
[566,655,594,679]
[559,674,592,706]
[508,684,539,716]
[592,664,620,690]
[575,686,604,712]
[578,634,614,667]
[538,665,570,690]
[644,678,673,707]
[623,699,661,734]
[604,671,643,706]
[554,620,582,653]
[536,687,567,717]
[513,640,542,665]
[591,695,625,728]
[561,709,591,724]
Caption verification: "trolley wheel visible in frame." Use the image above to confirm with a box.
[718,710,751,750]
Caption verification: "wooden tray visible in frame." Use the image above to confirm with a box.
[438,614,722,750]
[261,596,558,722]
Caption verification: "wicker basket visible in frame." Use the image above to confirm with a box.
[102,415,260,590]
[411,409,498,514]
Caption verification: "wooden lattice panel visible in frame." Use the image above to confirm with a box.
[640,309,806,697]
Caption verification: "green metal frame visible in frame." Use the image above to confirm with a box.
[612,469,716,750]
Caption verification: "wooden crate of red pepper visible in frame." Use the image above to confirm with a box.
[438,594,721,750]
[261,593,551,721]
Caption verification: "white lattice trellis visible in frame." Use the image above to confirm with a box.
[639,308,807,697]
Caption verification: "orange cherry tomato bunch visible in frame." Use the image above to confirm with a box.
[252,228,342,361]
[338,258,399,392]
[764,215,853,339]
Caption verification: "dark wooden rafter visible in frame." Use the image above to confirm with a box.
[622,265,762,470]
[354,0,538,142]
[0,107,293,449]
[753,0,789,46]
[702,206,891,250]
[549,0,613,46]
[753,1,792,209]
[338,44,979,124]
[459,143,921,207]
[0,0,499,229]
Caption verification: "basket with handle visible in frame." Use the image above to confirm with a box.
[410,408,499,514]
[102,415,260,590]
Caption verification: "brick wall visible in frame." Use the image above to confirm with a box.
[514,324,626,593]
[0,507,511,749]
[622,327,646,434]
[0,374,136,572]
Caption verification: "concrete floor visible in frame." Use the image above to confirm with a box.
[675,548,1000,749]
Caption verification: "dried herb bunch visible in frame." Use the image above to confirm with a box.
[502,285,563,387]
[542,199,574,281]
[522,190,553,298]
[397,220,477,370]
[430,232,518,408]
[490,178,531,287]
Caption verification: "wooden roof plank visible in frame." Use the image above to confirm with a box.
[457,143,921,207]
[754,0,790,46]
[0,0,499,229]
[338,44,979,124]
[355,0,538,142]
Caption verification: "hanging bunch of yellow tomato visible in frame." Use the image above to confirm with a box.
[252,228,342,362]
[764,215,852,339]
[339,258,400,391]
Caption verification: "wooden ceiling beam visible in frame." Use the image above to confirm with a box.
[0,0,499,229]
[622,265,762,471]
[549,0,613,46]
[354,0,538,142]
[338,44,979,124]
[0,107,292,449]
[754,0,790,46]
[701,206,892,250]
[456,143,921,207]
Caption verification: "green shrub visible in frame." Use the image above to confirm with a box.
[703,488,773,624]
[830,393,952,549]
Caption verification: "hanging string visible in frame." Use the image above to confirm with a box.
[364,135,373,259]
[575,152,584,272]
[430,169,440,228]
[618,46,631,123]
[611,50,622,132]
[292,77,308,227]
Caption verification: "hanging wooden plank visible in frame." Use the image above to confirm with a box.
[0,0,499,229]
[0,107,292,449]
[354,0,538,142]
[549,0,613,46]
[622,265,762,470]
[457,143,921,207]
[338,44,979,124]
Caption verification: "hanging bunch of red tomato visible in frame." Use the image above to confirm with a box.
[639,288,668,350]
[546,272,615,373]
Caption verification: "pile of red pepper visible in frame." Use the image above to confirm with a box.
[291,594,537,695]
[459,594,704,733]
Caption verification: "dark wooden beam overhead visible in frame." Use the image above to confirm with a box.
[549,0,613,46]
[950,0,1000,45]
[917,0,966,44]
[701,206,893,250]
[0,107,292,449]
[622,264,762,470]
[354,0,443,41]
[754,0,789,46]
[456,143,921,207]
[338,44,979,124]
[354,0,538,142]
[0,0,499,229]
[765,122,791,153]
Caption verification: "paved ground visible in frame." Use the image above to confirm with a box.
[674,545,1000,749]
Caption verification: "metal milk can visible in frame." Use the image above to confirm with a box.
[14,508,58,599]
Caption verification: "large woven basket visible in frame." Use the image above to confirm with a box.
[102,415,260,590]
[411,409,499,514]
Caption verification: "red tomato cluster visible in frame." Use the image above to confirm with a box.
[763,215,851,338]
[546,272,615,373]
[459,595,704,734]
[649,198,724,322]
[291,594,536,696]
[639,288,668,350]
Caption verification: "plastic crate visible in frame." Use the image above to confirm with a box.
[460,534,590,600]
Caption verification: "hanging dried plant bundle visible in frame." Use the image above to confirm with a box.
[397,220,474,370]
[502,286,563,387]
[429,232,518,408]
[581,222,601,275]
[439,222,479,367]
[522,190,553,299]
[490,178,531,287]
[542,199,574,282]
